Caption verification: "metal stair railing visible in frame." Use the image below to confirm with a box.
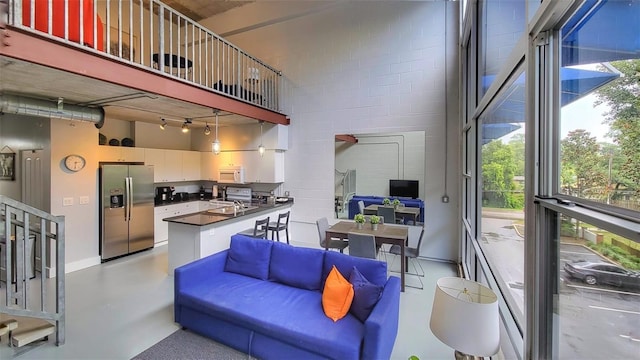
[0,195,65,346]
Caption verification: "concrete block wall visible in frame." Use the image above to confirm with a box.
[203,1,460,261]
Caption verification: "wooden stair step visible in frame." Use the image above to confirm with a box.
[10,323,55,347]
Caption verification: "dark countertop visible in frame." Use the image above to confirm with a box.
[163,200,293,227]
[154,193,217,206]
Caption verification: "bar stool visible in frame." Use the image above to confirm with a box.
[238,217,270,239]
[266,211,290,244]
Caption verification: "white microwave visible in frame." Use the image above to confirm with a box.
[218,166,245,183]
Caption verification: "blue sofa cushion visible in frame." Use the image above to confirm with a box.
[323,251,388,288]
[349,266,383,322]
[269,241,324,290]
[179,271,364,359]
[224,235,273,280]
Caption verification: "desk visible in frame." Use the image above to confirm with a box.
[326,221,408,292]
[363,204,420,224]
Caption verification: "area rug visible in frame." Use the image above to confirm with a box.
[132,329,255,360]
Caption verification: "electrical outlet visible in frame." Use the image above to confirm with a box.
[79,196,89,205]
[63,197,74,206]
[441,195,449,203]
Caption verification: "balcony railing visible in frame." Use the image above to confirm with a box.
[7,0,281,112]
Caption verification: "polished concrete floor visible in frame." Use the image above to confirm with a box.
[0,222,457,360]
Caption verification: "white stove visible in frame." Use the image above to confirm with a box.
[225,187,252,202]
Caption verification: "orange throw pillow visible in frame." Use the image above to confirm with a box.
[322,265,354,322]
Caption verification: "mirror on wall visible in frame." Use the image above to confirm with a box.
[334,131,425,219]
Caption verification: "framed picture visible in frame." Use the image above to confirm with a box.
[109,27,137,62]
[0,152,16,181]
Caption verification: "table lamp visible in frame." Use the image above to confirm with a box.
[429,277,500,360]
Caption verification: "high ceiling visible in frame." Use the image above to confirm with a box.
[162,0,253,21]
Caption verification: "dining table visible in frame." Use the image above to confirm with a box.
[325,221,409,292]
[363,204,421,224]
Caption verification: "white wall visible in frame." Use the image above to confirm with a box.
[50,119,101,271]
[203,1,460,261]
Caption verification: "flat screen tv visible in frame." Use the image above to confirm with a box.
[389,180,419,199]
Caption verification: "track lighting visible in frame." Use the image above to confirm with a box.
[212,109,220,155]
[160,118,167,130]
[204,123,211,136]
[182,118,192,133]
[258,121,265,156]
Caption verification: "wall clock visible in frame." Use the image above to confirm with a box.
[64,154,86,172]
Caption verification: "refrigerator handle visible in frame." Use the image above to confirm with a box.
[125,177,131,221]
[128,177,133,221]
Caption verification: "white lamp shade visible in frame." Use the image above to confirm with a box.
[429,277,500,357]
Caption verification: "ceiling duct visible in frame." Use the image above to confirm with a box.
[0,94,105,129]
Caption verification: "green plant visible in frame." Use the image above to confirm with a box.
[354,213,365,224]
[370,215,381,224]
[383,198,391,205]
[392,199,401,207]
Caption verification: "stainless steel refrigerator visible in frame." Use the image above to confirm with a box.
[100,164,154,261]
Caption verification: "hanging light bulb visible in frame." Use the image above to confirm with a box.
[160,118,167,130]
[258,121,265,156]
[204,122,211,136]
[212,109,220,155]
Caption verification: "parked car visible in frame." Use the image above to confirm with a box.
[564,261,640,290]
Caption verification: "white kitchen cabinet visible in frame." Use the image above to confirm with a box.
[99,145,145,163]
[244,150,284,183]
[154,202,200,243]
[181,151,201,181]
[145,149,200,182]
[201,152,220,181]
[145,148,170,182]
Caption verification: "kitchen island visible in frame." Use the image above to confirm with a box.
[164,201,293,274]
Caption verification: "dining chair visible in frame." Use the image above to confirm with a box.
[358,200,365,215]
[238,217,270,239]
[347,232,377,259]
[266,211,290,244]
[389,227,425,289]
[316,217,348,253]
[377,206,400,224]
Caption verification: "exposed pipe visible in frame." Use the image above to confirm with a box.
[0,94,105,128]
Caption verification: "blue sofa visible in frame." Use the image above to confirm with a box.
[174,234,400,360]
[349,195,425,222]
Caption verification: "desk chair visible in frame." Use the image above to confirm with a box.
[347,232,377,259]
[316,218,348,253]
[266,211,290,244]
[389,228,425,289]
[238,217,270,239]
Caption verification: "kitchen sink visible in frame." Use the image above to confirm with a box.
[206,205,259,215]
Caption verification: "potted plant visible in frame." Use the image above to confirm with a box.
[392,198,401,209]
[354,213,365,229]
[383,198,391,206]
[370,215,380,230]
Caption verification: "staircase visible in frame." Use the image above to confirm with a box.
[0,195,65,347]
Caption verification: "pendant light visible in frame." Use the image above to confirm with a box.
[212,109,220,155]
[204,122,211,136]
[160,118,167,130]
[258,121,265,156]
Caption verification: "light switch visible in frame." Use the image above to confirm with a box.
[79,196,89,205]
[63,197,74,206]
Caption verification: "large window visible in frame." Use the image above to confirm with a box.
[462,1,640,358]
[555,2,640,359]
[479,72,526,322]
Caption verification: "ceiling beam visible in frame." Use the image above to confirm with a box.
[0,28,289,125]
[335,134,358,143]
